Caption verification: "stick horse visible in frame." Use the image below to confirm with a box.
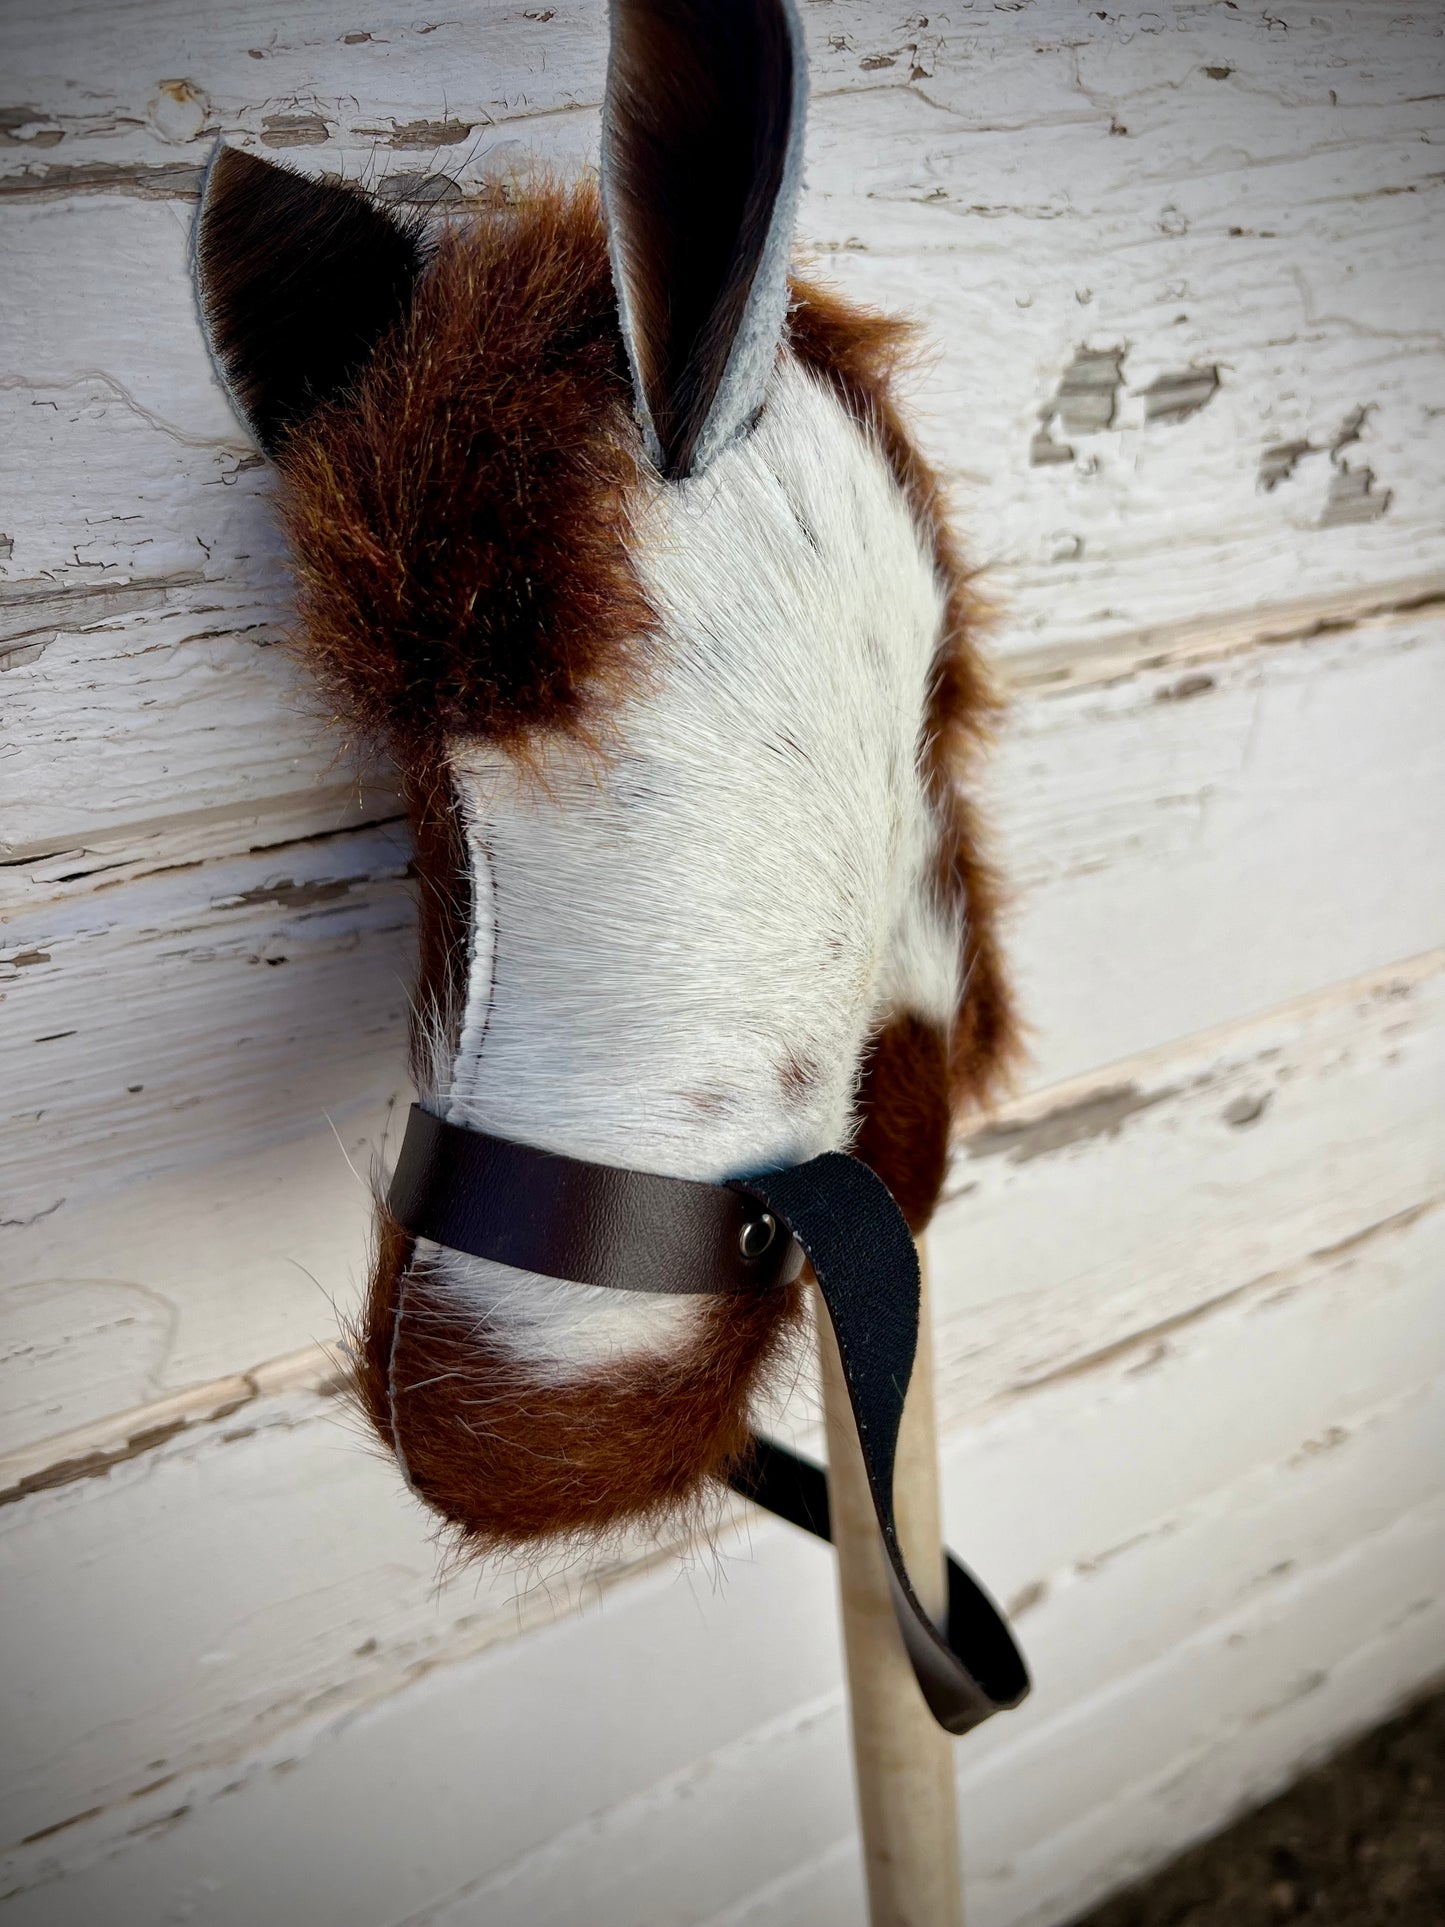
[193,0,1029,1739]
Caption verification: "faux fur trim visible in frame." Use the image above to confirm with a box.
[277,181,656,758]
[350,1210,803,1559]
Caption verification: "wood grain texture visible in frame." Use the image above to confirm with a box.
[3,4,1443,856]
[6,610,1441,1436]
[2,1192,1439,1924]
[2,955,1441,1914]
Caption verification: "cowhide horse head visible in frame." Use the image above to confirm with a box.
[193,0,1015,1560]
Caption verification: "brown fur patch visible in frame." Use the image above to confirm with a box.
[278,181,655,760]
[350,1212,803,1558]
[851,1014,953,1233]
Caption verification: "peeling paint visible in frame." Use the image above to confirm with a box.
[1053,347,1127,435]
[1031,347,1126,465]
[260,113,330,149]
[1030,424,1076,467]
[1321,462,1392,527]
[377,170,463,205]
[1259,439,1313,491]
[388,117,473,147]
[0,157,207,198]
[964,1082,1174,1163]
[0,104,64,147]
[1,635,52,671]
[1255,405,1395,526]
[149,79,209,146]
[1156,672,1216,701]
[226,877,357,913]
[1141,364,1220,424]
[1,1418,190,1505]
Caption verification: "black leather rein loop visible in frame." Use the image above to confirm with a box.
[388,1103,1030,1735]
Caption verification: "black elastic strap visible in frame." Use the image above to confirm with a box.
[388,1106,1029,1734]
[730,1153,1029,1734]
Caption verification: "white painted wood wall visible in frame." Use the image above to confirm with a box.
[3,3,1442,1922]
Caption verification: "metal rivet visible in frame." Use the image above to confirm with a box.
[739,1214,777,1261]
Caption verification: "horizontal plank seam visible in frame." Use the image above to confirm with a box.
[1003,573,1445,694]
[0,1344,345,1508]
[4,941,1441,1498]
[392,1688,848,1927]
[9,1351,1442,1873]
[7,577,1443,876]
[999,1195,1443,1401]
[949,943,1445,1158]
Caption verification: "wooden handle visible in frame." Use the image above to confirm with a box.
[817,1239,965,1927]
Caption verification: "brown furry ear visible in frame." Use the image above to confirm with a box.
[602,0,807,479]
[193,144,425,457]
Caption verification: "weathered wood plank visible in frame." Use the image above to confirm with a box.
[6,608,1441,1257]
[3,4,1441,863]
[692,1513,1445,1927]
[1,1202,1438,1922]
[993,607,1445,1089]
[1,824,415,1235]
[932,947,1445,1431]
[3,950,1441,1835]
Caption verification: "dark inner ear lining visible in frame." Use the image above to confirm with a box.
[196,147,427,458]
[608,0,794,477]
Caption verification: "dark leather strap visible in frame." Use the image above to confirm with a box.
[390,1104,805,1297]
[388,1104,1029,1734]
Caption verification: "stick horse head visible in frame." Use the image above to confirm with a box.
[193,0,1019,1658]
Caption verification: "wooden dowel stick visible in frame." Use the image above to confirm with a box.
[817,1239,964,1927]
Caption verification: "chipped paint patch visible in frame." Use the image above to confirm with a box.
[1031,347,1127,464]
[0,104,64,147]
[1054,347,1127,435]
[1142,364,1220,424]
[260,113,330,148]
[1156,672,1216,702]
[1223,1091,1271,1128]
[1030,424,1075,467]
[388,117,473,148]
[1321,463,1392,527]
[377,171,462,205]
[1260,439,1313,491]
[963,1082,1174,1163]
[1255,406,1394,524]
[148,80,209,146]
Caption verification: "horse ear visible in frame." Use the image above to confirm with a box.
[601,0,808,481]
[192,145,425,458]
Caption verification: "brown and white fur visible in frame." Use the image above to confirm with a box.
[193,0,1015,1560]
